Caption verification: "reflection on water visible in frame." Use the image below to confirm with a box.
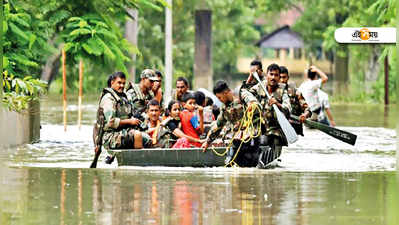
[0,167,397,225]
[40,94,99,126]
[332,104,396,129]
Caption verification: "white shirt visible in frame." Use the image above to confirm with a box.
[317,89,330,121]
[298,79,322,111]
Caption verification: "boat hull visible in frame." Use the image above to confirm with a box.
[108,147,227,167]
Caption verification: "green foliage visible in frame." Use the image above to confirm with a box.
[2,71,48,111]
[370,47,396,102]
[3,2,54,79]
[4,0,165,93]
[62,14,133,75]
[135,0,261,86]
[4,0,395,105]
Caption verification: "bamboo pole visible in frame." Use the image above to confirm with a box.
[78,59,83,130]
[62,50,67,132]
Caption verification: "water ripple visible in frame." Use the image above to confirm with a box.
[5,123,396,172]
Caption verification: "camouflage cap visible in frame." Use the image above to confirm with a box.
[140,69,158,81]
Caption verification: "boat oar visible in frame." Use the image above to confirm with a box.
[90,107,105,168]
[90,146,102,168]
[290,115,357,145]
[253,72,298,144]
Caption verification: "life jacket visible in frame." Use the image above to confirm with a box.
[92,88,125,146]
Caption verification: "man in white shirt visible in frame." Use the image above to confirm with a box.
[298,65,328,120]
[318,89,336,127]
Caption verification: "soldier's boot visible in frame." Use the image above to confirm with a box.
[224,147,236,166]
[256,146,271,169]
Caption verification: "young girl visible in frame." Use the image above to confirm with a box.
[179,93,204,147]
[157,100,203,148]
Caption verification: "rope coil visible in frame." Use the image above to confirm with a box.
[211,103,263,167]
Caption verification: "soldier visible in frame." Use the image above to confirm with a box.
[125,69,157,119]
[279,66,310,136]
[242,60,264,89]
[202,80,259,166]
[100,72,152,163]
[153,70,163,107]
[240,63,291,168]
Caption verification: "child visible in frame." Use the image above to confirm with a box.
[179,93,204,147]
[159,100,203,148]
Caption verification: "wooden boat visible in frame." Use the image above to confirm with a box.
[108,147,228,167]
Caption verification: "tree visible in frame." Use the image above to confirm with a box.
[6,0,165,91]
[3,2,53,79]
[2,0,165,109]
[134,0,261,87]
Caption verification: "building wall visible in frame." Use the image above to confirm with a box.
[0,100,40,147]
[236,56,332,77]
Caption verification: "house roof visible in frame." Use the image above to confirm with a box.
[256,25,304,49]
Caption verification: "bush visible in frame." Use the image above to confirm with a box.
[2,71,47,111]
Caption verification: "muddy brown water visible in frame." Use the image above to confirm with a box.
[0,95,397,225]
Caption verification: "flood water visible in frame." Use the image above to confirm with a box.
[0,94,397,225]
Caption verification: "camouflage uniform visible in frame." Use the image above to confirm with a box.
[125,82,154,119]
[284,82,309,136]
[240,81,291,168]
[100,88,152,149]
[154,117,181,148]
[205,99,248,144]
[241,81,291,140]
[205,97,260,167]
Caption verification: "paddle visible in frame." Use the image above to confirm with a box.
[90,146,102,168]
[252,72,298,144]
[290,115,357,145]
[90,108,105,168]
